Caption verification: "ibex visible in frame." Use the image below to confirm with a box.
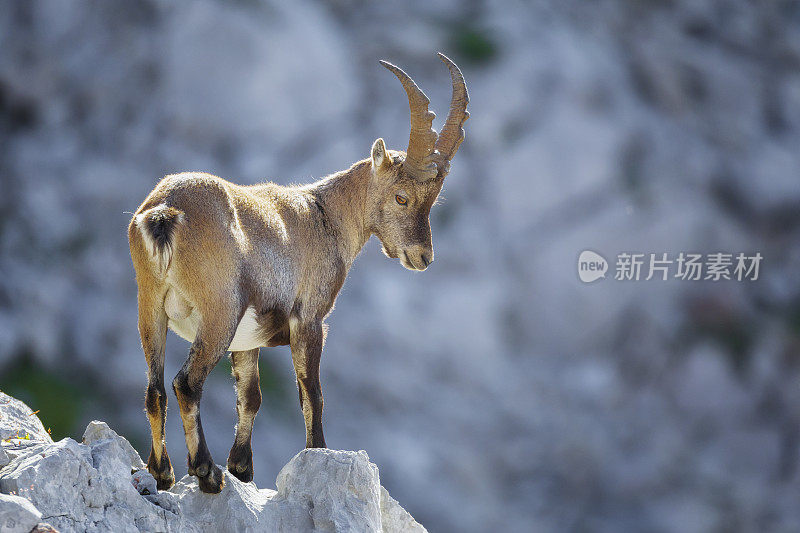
[128,53,468,493]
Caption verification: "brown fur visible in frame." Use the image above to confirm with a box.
[129,56,467,493]
[129,149,443,491]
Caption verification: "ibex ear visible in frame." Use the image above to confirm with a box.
[371,138,392,171]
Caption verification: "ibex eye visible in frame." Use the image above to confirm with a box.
[395,195,408,206]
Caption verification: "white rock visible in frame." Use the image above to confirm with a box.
[0,395,426,532]
[165,470,286,533]
[276,449,382,532]
[0,434,194,532]
[380,486,427,533]
[131,470,157,496]
[0,493,42,533]
[83,421,146,472]
[0,448,8,469]
[0,393,52,444]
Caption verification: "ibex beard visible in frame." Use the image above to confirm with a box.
[128,53,468,493]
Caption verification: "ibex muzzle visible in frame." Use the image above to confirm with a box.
[127,53,468,494]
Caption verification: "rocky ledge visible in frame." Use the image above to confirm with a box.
[0,392,425,532]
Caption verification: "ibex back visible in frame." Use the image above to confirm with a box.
[128,53,468,493]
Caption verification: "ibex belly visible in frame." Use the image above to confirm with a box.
[164,287,271,351]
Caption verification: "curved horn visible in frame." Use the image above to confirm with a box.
[379,60,439,181]
[434,53,469,176]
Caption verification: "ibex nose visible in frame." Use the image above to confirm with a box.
[421,252,432,267]
[403,245,433,271]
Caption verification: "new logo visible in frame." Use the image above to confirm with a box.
[578,250,608,283]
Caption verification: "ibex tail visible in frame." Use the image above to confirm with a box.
[135,205,184,275]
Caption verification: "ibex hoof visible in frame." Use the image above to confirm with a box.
[227,445,254,483]
[196,463,225,494]
[147,447,175,491]
[153,469,176,491]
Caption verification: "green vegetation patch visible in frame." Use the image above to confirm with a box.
[0,355,90,440]
[448,23,499,65]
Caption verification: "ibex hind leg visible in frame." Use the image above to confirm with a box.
[172,308,239,494]
[227,348,261,483]
[137,286,175,491]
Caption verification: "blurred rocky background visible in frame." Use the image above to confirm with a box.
[1,1,800,531]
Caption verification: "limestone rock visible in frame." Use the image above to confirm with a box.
[0,435,194,532]
[276,449,382,532]
[0,395,425,532]
[29,524,58,533]
[82,421,146,472]
[0,493,42,533]
[130,470,157,497]
[380,486,427,533]
[0,393,52,444]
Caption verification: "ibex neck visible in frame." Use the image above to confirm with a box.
[307,159,373,265]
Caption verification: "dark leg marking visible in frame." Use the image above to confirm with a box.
[290,318,327,449]
[227,348,261,483]
[139,296,174,491]
[172,332,230,494]
[145,377,174,490]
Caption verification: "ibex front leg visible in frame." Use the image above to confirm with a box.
[227,348,261,482]
[290,318,326,448]
[172,315,236,493]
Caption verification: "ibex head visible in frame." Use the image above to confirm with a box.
[369,53,469,271]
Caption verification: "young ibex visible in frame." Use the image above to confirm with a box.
[128,53,468,493]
